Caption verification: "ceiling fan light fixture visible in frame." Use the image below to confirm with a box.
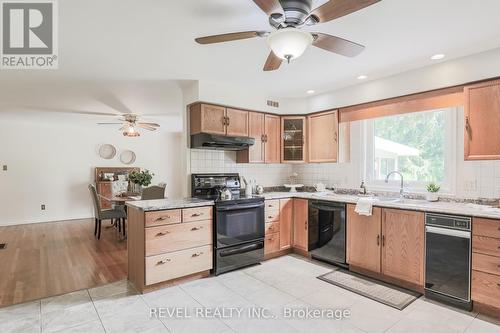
[267,28,313,62]
[123,126,140,137]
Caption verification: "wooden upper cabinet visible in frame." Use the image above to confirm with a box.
[293,198,308,251]
[226,108,249,137]
[381,208,425,286]
[308,110,338,163]
[190,103,227,135]
[281,116,307,163]
[465,80,500,160]
[249,112,265,163]
[346,204,382,273]
[279,199,293,250]
[264,114,281,163]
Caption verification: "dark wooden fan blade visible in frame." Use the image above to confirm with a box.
[311,0,380,23]
[312,33,364,57]
[195,31,265,44]
[252,0,283,16]
[138,122,160,127]
[263,51,282,71]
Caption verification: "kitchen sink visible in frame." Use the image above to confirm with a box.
[377,197,402,203]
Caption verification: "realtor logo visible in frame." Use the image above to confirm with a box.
[1,0,58,69]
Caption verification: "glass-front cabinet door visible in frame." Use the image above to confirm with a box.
[281,116,307,163]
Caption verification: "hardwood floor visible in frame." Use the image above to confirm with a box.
[0,218,127,308]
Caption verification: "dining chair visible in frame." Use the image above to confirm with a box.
[88,184,127,239]
[141,185,166,200]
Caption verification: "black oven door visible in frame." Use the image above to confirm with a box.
[216,202,265,248]
[215,240,264,275]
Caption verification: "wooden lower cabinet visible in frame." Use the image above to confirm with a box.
[264,233,280,255]
[346,204,382,273]
[279,199,293,250]
[471,217,500,314]
[381,209,425,286]
[145,245,212,285]
[128,205,213,292]
[347,205,425,287]
[293,199,308,251]
[264,198,293,256]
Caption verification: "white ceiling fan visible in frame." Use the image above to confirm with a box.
[98,114,160,137]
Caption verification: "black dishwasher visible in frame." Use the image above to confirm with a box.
[425,213,472,310]
[308,200,347,268]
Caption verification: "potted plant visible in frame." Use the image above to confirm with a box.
[426,182,440,202]
[128,170,154,194]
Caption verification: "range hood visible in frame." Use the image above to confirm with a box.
[190,133,255,151]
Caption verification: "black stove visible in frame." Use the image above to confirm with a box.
[191,174,265,275]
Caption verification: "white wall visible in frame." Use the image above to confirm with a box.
[308,47,500,112]
[0,82,185,226]
[197,80,308,114]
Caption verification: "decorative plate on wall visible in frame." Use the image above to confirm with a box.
[98,144,117,160]
[120,150,136,165]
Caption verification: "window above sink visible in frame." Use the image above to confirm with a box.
[361,107,458,194]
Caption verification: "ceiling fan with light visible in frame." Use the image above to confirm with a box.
[98,114,160,137]
[195,0,381,71]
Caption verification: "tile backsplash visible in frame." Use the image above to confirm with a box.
[190,150,293,187]
[190,148,500,199]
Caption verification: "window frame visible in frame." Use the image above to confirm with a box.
[360,107,458,195]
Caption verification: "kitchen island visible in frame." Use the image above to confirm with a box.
[126,198,214,293]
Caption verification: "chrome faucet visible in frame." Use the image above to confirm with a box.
[385,171,405,198]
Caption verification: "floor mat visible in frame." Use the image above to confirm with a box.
[318,269,421,310]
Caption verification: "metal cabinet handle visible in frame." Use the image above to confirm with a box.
[191,213,202,217]
[222,116,226,126]
[465,116,471,138]
[226,116,230,126]
[156,216,170,221]
[191,226,203,231]
[192,252,203,258]
[377,235,380,246]
[156,231,169,237]
[334,132,338,142]
[304,221,307,230]
[157,259,171,265]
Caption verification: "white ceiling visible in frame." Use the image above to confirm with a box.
[4,0,500,98]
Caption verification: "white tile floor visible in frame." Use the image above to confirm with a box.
[1,255,499,333]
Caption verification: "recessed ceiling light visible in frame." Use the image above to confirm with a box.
[306,90,315,94]
[357,75,368,80]
[431,54,445,60]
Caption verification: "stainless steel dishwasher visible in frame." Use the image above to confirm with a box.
[425,213,472,310]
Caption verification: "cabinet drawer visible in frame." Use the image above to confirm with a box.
[145,220,212,256]
[265,222,280,235]
[145,245,212,285]
[472,270,500,308]
[182,206,212,223]
[145,209,181,227]
[474,218,500,239]
[265,232,280,254]
[265,200,280,211]
[473,236,500,257]
[265,210,280,223]
[473,252,500,276]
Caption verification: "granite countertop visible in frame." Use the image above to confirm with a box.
[125,191,500,219]
[259,191,500,220]
[126,198,214,211]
